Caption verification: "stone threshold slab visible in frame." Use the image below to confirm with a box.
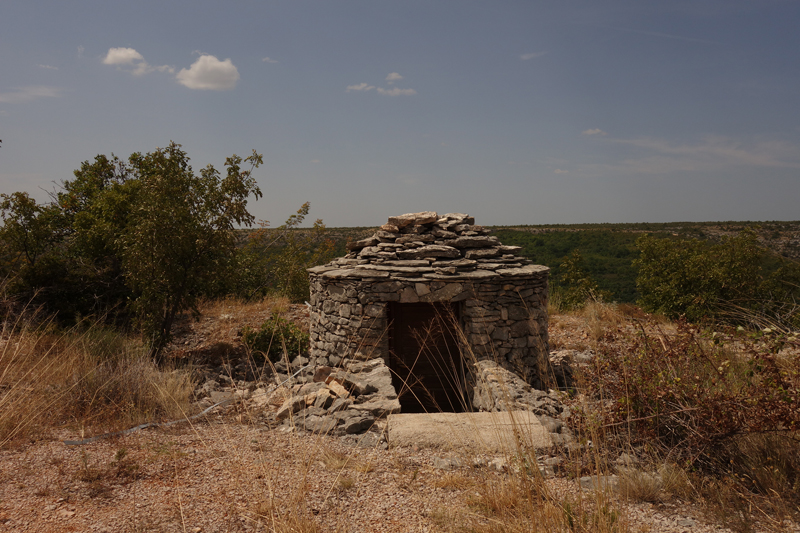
[386,411,552,453]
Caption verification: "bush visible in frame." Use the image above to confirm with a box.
[0,317,195,447]
[242,314,309,364]
[635,230,761,321]
[581,319,800,476]
[236,202,335,303]
[557,249,610,310]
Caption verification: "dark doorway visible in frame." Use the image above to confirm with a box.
[388,302,469,413]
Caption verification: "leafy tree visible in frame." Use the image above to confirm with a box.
[0,192,63,269]
[492,229,640,302]
[0,142,263,354]
[58,154,133,319]
[557,249,610,310]
[117,143,262,351]
[0,192,67,301]
[634,230,764,321]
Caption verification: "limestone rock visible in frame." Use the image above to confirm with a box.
[387,211,438,228]
[452,236,498,248]
[464,248,500,259]
[546,350,576,390]
[325,379,350,398]
[313,366,333,383]
[472,360,563,417]
[276,395,307,421]
[396,245,461,260]
[351,398,401,417]
[346,237,379,251]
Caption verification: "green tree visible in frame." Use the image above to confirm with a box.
[0,192,67,302]
[58,154,133,319]
[557,249,610,310]
[0,192,63,269]
[0,142,263,354]
[237,202,334,302]
[634,230,763,321]
[117,143,262,351]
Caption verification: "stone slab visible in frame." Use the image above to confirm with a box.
[386,411,552,452]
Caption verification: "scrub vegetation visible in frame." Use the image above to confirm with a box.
[0,143,798,531]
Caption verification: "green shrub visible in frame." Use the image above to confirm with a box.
[0,143,263,353]
[635,229,800,328]
[233,202,335,303]
[634,230,762,321]
[557,250,610,310]
[242,314,309,363]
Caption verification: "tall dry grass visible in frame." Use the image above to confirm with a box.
[559,297,800,531]
[0,311,195,448]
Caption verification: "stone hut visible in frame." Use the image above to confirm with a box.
[307,212,549,414]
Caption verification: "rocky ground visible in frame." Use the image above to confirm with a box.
[0,301,797,532]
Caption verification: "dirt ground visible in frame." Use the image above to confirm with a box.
[0,303,797,533]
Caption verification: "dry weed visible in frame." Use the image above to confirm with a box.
[250,498,321,533]
[658,463,694,500]
[0,317,195,447]
[616,468,662,503]
[433,472,475,491]
[320,449,350,470]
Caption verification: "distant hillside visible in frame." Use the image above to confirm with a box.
[237,220,800,304]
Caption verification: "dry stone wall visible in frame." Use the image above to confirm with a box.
[307,212,550,397]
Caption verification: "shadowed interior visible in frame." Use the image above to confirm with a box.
[388,302,469,413]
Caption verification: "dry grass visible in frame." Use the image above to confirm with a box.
[196,294,298,335]
[0,313,195,447]
[5,294,797,532]
[658,463,695,500]
[562,299,800,532]
[320,449,351,470]
[433,472,475,491]
[616,468,663,503]
[250,498,322,533]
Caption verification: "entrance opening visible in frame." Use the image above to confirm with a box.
[388,302,469,413]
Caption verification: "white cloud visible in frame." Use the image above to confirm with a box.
[77,45,84,57]
[310,159,320,163]
[103,47,144,65]
[262,57,278,63]
[176,55,239,90]
[520,52,547,60]
[554,169,569,174]
[346,83,375,92]
[37,64,58,70]
[386,72,403,84]
[0,86,61,104]
[582,128,608,136]
[376,87,417,96]
[103,47,174,76]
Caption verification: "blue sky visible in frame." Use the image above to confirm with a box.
[1,1,798,226]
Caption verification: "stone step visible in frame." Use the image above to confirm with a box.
[386,411,552,452]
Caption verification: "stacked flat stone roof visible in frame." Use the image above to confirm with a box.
[308,211,548,281]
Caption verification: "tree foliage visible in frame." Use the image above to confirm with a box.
[235,202,335,302]
[493,229,640,302]
[557,249,611,310]
[635,229,800,327]
[0,142,263,352]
